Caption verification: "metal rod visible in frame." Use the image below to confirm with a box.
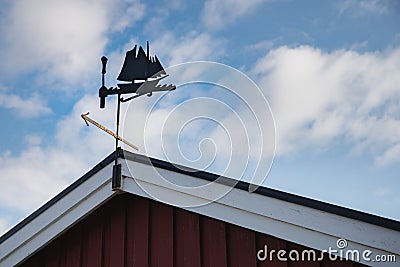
[115,94,121,165]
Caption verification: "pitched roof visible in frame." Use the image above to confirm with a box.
[1,149,399,266]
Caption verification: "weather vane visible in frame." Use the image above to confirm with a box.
[82,41,176,190]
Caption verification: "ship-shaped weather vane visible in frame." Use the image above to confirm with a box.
[82,41,176,190]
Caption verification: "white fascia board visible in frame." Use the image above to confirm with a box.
[0,163,116,267]
[121,159,400,266]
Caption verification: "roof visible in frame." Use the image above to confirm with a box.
[1,149,399,266]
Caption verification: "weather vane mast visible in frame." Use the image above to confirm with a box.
[83,41,176,190]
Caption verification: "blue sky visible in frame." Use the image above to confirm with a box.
[0,0,400,234]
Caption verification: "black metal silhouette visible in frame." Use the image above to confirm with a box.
[98,41,176,190]
[99,41,175,108]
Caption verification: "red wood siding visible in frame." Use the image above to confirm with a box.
[19,194,366,267]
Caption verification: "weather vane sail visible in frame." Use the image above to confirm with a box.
[117,45,165,81]
[83,41,176,191]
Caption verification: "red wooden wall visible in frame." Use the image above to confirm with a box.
[19,193,365,267]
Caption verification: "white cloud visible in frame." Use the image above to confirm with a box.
[110,0,146,32]
[0,0,145,89]
[338,0,390,16]
[201,0,265,30]
[246,38,282,53]
[24,135,43,146]
[152,31,226,65]
[375,143,400,166]
[0,93,51,118]
[253,45,400,165]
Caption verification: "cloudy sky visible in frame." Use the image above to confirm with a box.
[0,0,399,234]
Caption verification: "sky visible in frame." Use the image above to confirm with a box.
[0,0,399,235]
